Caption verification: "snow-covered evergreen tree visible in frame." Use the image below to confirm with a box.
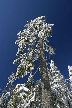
[11,16,55,108]
[0,15,72,108]
[67,65,72,108]
[0,72,16,108]
[49,60,70,108]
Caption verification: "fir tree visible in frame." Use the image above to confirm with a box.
[0,15,72,108]
[49,60,70,108]
[0,72,16,108]
[12,16,55,108]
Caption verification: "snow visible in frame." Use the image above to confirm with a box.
[15,84,30,93]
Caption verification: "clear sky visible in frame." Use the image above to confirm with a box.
[0,0,72,91]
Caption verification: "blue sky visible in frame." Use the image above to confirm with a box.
[0,0,72,91]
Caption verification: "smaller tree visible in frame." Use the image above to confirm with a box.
[0,72,16,108]
[49,60,70,108]
[67,65,72,108]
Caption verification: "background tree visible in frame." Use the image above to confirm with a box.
[67,65,72,108]
[0,72,16,108]
[49,60,70,108]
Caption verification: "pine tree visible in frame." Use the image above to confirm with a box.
[67,65,72,108]
[49,60,70,108]
[1,15,72,108]
[0,72,16,108]
[11,16,56,108]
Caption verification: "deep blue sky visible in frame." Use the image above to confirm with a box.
[0,0,72,91]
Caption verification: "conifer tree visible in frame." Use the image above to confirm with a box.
[11,16,56,108]
[49,60,70,108]
[0,72,16,108]
[67,65,72,108]
[1,15,72,108]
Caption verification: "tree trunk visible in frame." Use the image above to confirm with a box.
[39,38,54,108]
